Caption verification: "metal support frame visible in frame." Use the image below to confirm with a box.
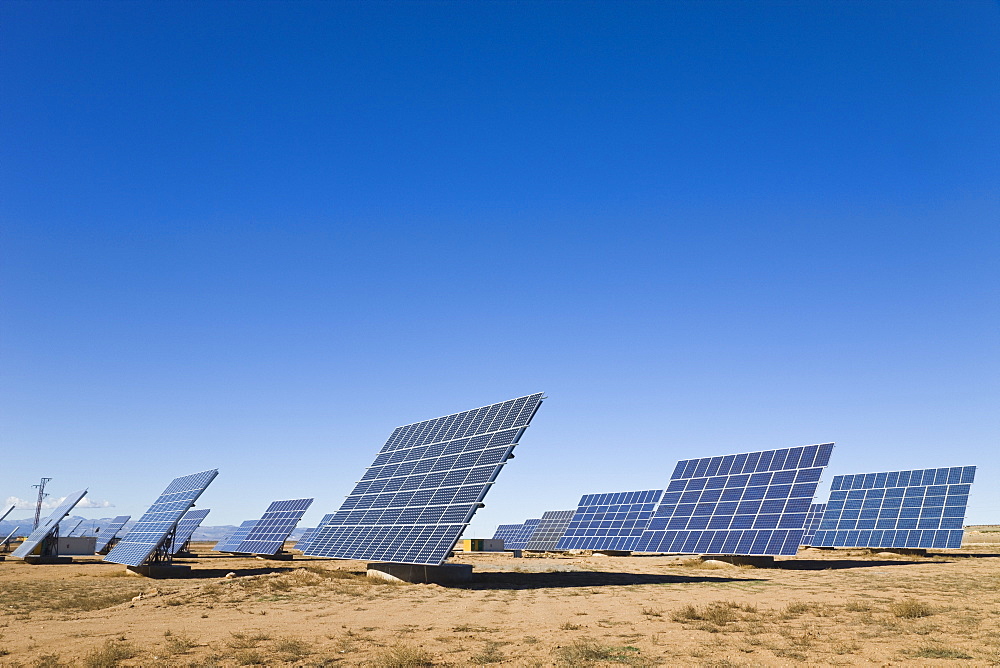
[147,526,177,566]
[32,478,52,530]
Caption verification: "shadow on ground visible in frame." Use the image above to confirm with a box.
[463,570,766,590]
[774,558,946,570]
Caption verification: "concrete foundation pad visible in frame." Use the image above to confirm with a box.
[126,564,193,578]
[367,562,473,584]
[701,555,775,568]
[23,556,74,565]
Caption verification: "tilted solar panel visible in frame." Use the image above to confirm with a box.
[556,490,663,551]
[3,527,19,546]
[636,443,835,556]
[0,505,15,523]
[491,523,525,547]
[214,520,258,552]
[231,498,313,555]
[170,509,211,554]
[811,466,975,550]
[295,513,334,552]
[524,510,575,551]
[62,519,83,536]
[12,490,88,559]
[505,518,541,550]
[93,516,132,553]
[306,393,544,565]
[104,469,218,567]
[801,503,826,546]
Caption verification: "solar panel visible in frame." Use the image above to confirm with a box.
[524,510,575,551]
[556,490,664,551]
[295,513,334,552]
[801,503,826,546]
[810,466,975,550]
[213,520,257,552]
[62,519,83,536]
[2,527,19,547]
[231,498,313,555]
[505,518,541,549]
[93,516,132,553]
[104,469,218,567]
[491,523,526,547]
[0,505,14,523]
[11,490,88,559]
[635,443,835,557]
[170,509,211,554]
[306,393,544,566]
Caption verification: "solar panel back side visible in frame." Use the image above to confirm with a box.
[636,443,835,556]
[306,393,544,565]
[556,490,663,551]
[811,466,975,549]
[104,469,218,567]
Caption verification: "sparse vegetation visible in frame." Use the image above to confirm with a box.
[370,643,435,667]
[555,638,645,666]
[469,640,505,664]
[81,639,139,668]
[559,621,583,630]
[227,631,272,649]
[890,598,934,618]
[910,645,973,659]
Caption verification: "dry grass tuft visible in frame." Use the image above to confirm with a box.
[227,631,272,649]
[889,599,933,619]
[469,640,506,664]
[910,645,973,659]
[81,639,139,668]
[554,638,646,666]
[370,643,435,667]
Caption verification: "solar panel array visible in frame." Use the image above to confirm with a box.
[492,523,527,547]
[635,443,834,556]
[524,510,575,551]
[214,520,257,552]
[306,393,544,566]
[230,498,313,555]
[12,490,89,559]
[170,509,211,554]
[801,503,826,546]
[295,513,334,552]
[491,518,540,550]
[93,516,132,553]
[556,490,663,551]
[105,469,219,567]
[811,466,975,550]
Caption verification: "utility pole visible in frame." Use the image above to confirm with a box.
[32,478,52,529]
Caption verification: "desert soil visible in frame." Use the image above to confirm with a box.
[1,532,999,666]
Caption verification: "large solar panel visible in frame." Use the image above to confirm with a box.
[524,510,575,551]
[12,490,88,559]
[231,498,313,555]
[810,466,975,550]
[170,509,211,554]
[93,516,132,553]
[104,469,219,567]
[306,393,544,565]
[295,513,334,552]
[635,443,835,556]
[801,503,826,546]
[213,520,257,552]
[556,490,663,551]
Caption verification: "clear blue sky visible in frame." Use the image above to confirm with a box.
[2,1,998,535]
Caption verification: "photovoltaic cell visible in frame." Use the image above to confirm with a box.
[492,523,526,547]
[214,520,257,552]
[306,393,544,566]
[492,518,540,550]
[636,443,835,556]
[524,510,575,551]
[12,490,88,559]
[231,498,313,555]
[801,503,826,546]
[811,466,975,550]
[104,469,219,567]
[170,509,211,554]
[295,513,334,552]
[93,516,132,553]
[556,490,663,551]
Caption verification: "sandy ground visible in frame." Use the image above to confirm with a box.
[1,533,999,667]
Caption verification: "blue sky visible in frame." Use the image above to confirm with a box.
[2,1,998,536]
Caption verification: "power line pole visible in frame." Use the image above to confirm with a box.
[32,478,52,529]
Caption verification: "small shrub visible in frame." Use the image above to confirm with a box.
[370,643,434,667]
[555,638,643,666]
[227,631,271,649]
[559,621,583,630]
[272,636,313,660]
[233,649,266,665]
[890,599,933,619]
[469,641,505,664]
[81,639,139,668]
[911,646,973,659]
[641,607,662,617]
[163,631,197,654]
[34,655,67,668]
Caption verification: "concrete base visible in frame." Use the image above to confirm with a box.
[367,562,473,584]
[23,556,74,565]
[702,555,775,568]
[126,564,193,578]
[507,550,522,558]
[594,550,632,557]
[869,548,927,557]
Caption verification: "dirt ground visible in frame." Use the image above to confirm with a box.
[1,532,999,667]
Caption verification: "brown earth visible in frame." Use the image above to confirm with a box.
[1,534,999,667]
